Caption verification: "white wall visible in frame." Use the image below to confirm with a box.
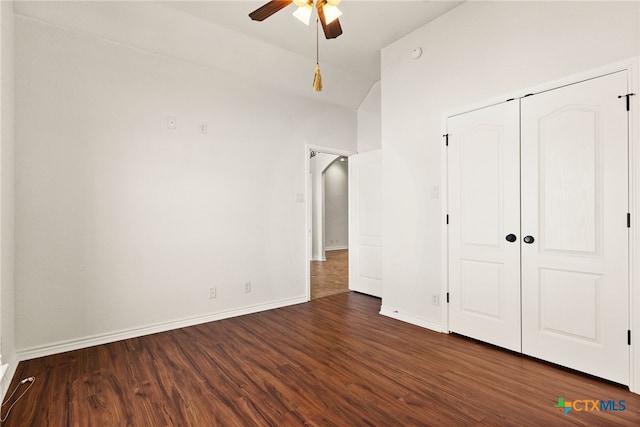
[14,11,356,355]
[380,1,639,329]
[0,0,16,397]
[357,81,381,153]
[324,159,349,250]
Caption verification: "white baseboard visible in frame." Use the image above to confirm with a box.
[379,306,444,333]
[325,246,348,251]
[0,359,19,403]
[17,296,308,362]
[0,363,7,382]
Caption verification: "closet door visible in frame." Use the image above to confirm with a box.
[448,101,522,352]
[520,71,629,384]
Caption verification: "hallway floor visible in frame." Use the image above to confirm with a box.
[311,249,348,299]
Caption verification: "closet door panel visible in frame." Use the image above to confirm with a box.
[539,108,598,254]
[448,101,521,352]
[520,71,629,385]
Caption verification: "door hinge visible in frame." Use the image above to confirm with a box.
[628,213,631,228]
[618,93,635,111]
[446,292,450,303]
[443,134,449,146]
[628,330,631,346]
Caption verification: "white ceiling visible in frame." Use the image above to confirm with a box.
[14,0,463,109]
[163,1,463,87]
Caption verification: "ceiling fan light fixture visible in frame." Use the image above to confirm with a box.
[326,0,342,6]
[293,3,313,25]
[323,4,342,25]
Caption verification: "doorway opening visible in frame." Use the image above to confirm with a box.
[307,148,352,300]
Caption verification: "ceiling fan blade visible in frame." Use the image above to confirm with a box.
[316,1,343,39]
[323,18,343,39]
[249,0,293,22]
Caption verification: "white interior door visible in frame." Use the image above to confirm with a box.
[349,150,382,297]
[447,101,522,352]
[520,71,630,385]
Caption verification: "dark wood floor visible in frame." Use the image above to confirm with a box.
[3,292,639,426]
[310,249,348,300]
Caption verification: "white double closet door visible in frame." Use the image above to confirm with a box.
[448,71,629,385]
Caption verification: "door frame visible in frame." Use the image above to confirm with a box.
[441,57,639,393]
[305,144,355,302]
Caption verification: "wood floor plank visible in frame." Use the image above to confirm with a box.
[311,249,348,300]
[3,292,640,426]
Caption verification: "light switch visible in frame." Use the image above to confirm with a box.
[198,122,208,134]
[430,185,439,199]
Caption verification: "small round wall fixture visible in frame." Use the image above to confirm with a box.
[411,47,423,60]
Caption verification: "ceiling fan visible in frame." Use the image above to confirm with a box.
[249,0,343,39]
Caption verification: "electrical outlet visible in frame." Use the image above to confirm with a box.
[431,294,439,306]
[244,282,251,293]
[209,287,217,299]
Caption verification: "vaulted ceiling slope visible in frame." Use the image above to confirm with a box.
[14,1,463,109]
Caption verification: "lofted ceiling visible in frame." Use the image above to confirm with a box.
[163,1,464,97]
[14,0,464,109]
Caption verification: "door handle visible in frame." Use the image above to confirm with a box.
[505,234,517,242]
[523,235,535,244]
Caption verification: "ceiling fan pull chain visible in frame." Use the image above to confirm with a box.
[313,16,323,92]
